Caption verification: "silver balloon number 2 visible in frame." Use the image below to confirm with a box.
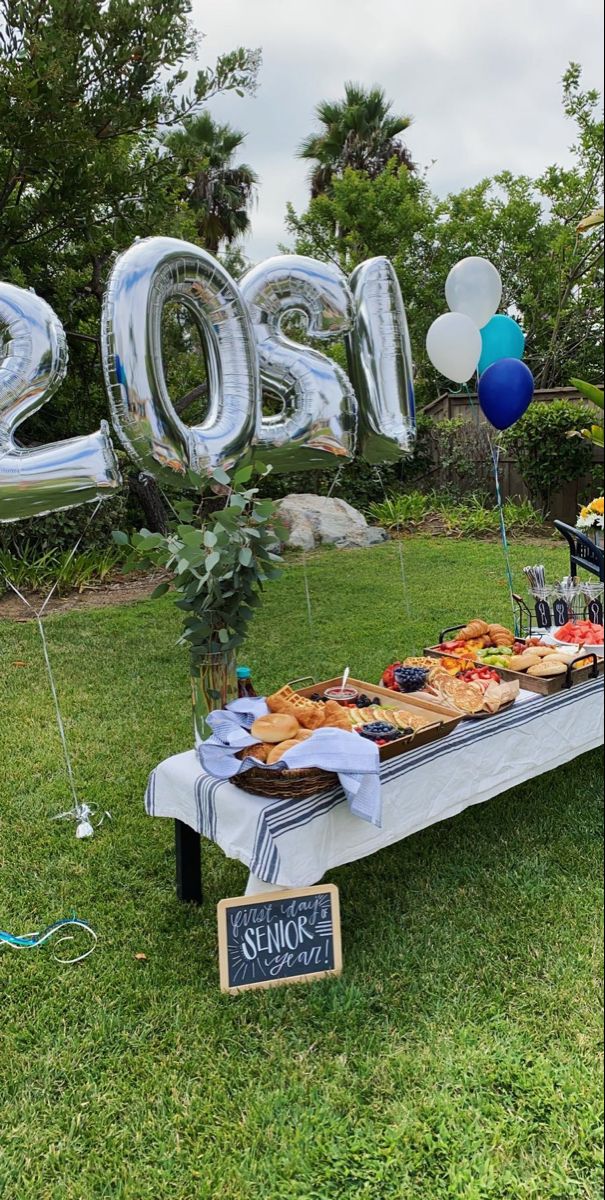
[0,282,121,523]
[101,236,259,485]
[240,255,358,471]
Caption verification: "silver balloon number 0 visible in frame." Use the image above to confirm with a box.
[0,282,120,523]
[101,237,258,486]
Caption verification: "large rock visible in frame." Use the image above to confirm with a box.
[274,494,387,551]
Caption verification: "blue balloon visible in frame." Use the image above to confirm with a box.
[478,314,525,374]
[478,358,534,430]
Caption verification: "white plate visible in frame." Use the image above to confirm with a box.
[541,628,604,657]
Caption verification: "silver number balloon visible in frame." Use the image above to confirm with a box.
[101,236,258,484]
[0,283,121,523]
[347,257,416,463]
[239,255,358,471]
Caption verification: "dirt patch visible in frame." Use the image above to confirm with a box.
[0,571,169,622]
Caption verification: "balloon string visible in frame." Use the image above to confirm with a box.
[0,916,97,964]
[2,499,104,819]
[373,466,412,623]
[458,386,516,628]
[489,438,518,632]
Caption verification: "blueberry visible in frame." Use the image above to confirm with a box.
[393,667,428,693]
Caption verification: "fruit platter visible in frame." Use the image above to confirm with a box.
[381,657,520,718]
[424,617,604,696]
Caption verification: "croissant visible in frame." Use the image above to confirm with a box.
[488,623,515,647]
[459,619,490,640]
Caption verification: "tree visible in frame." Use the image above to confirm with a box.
[164,113,258,255]
[0,0,260,534]
[286,66,603,404]
[0,0,260,440]
[298,82,413,197]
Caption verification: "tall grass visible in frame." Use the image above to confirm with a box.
[368,492,544,538]
[0,544,125,596]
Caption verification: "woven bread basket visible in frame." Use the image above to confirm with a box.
[233,764,337,800]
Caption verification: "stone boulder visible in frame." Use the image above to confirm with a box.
[274,494,387,551]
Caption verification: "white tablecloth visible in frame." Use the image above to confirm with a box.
[145,681,604,894]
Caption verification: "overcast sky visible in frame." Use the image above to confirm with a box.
[191,0,604,262]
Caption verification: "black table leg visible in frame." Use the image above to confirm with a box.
[174,819,203,904]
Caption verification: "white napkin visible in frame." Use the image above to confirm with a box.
[197,700,382,827]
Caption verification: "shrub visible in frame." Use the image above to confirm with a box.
[367,492,429,529]
[0,490,130,558]
[257,413,435,508]
[503,400,595,515]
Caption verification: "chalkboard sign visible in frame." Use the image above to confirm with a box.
[217,885,342,993]
[587,598,603,625]
[534,599,552,628]
[552,598,570,626]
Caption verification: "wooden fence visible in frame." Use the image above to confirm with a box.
[423,388,604,522]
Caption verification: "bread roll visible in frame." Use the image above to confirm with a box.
[251,713,300,743]
[266,738,300,764]
[509,652,540,670]
[527,659,567,676]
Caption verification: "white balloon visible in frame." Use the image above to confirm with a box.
[445,256,502,329]
[425,312,482,384]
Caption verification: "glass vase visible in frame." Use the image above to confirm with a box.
[192,650,237,743]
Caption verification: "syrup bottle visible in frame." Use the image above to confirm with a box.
[237,666,257,698]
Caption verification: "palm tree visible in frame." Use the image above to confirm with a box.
[165,113,258,254]
[298,82,414,197]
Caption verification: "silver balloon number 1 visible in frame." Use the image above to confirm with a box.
[0,283,121,523]
[347,256,415,463]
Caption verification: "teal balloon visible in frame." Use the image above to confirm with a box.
[478,315,525,374]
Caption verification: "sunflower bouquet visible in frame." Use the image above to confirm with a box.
[577,496,604,531]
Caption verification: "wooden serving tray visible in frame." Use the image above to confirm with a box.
[423,645,604,696]
[295,677,461,760]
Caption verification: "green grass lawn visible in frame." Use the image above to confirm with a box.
[0,537,603,1200]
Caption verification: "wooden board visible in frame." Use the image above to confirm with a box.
[217,885,342,994]
[423,646,604,696]
[296,677,461,760]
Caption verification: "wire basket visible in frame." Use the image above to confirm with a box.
[233,765,338,800]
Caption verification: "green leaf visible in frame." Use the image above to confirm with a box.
[205,552,220,572]
[233,464,254,487]
[150,581,170,599]
[203,531,217,548]
[111,530,130,546]
[218,627,230,644]
[239,546,253,567]
[570,378,604,409]
[211,467,231,487]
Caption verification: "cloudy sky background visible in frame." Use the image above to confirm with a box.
[191,0,604,262]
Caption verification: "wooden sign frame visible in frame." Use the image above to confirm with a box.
[217,884,342,994]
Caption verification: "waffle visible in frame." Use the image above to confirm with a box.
[266,685,326,730]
